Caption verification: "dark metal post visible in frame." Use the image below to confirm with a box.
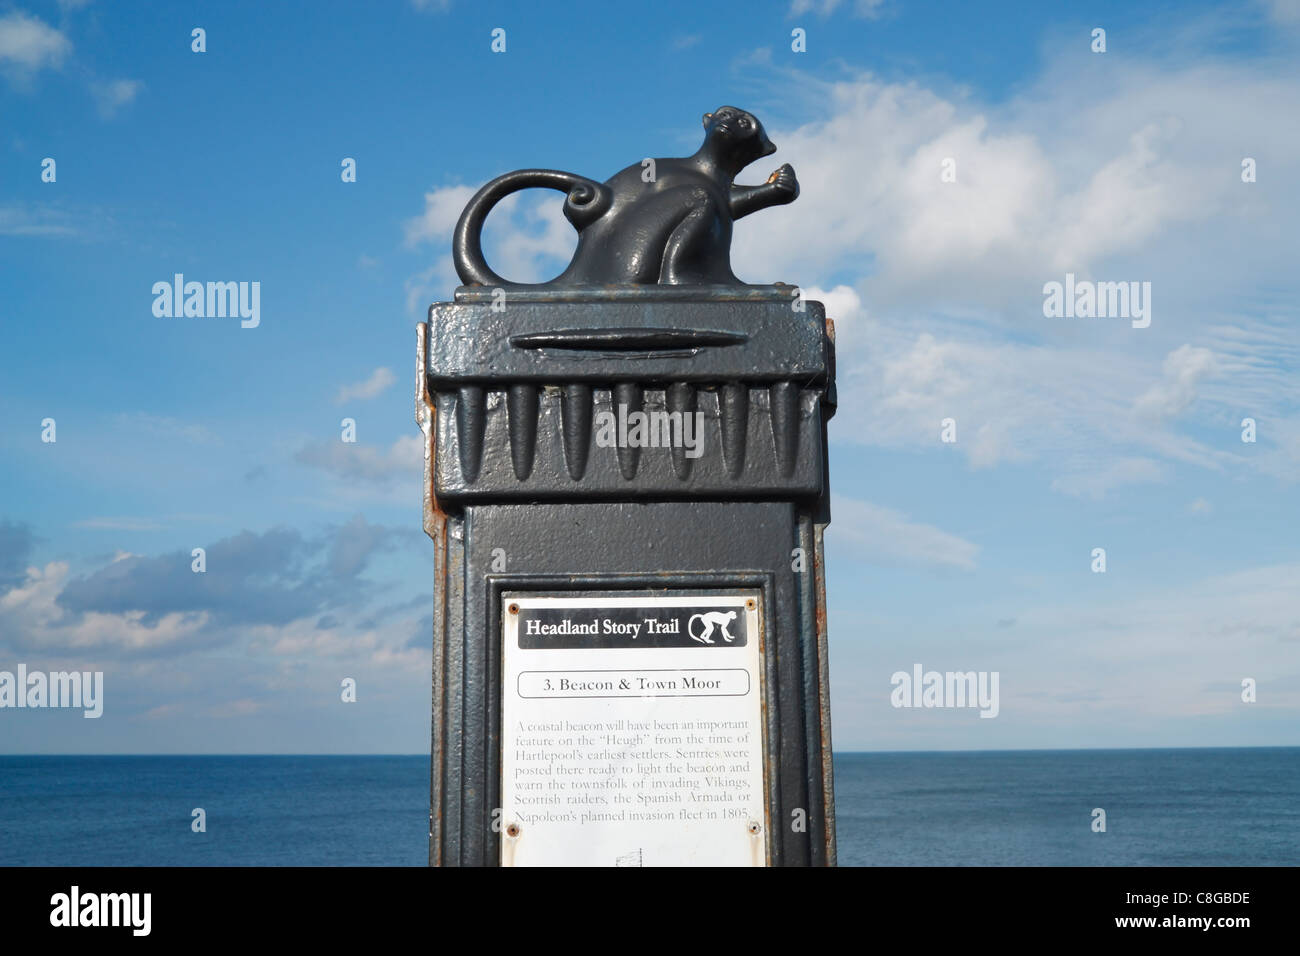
[418,107,836,866]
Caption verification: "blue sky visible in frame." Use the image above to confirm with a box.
[2,0,1297,753]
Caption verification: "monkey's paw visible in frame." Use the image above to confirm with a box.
[767,163,799,200]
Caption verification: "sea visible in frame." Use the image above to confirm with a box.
[0,748,1295,866]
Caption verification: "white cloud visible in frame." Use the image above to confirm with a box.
[1266,0,1300,25]
[72,517,166,531]
[1013,562,1300,718]
[1050,457,1165,500]
[403,28,1300,497]
[253,618,379,658]
[0,561,208,653]
[1133,345,1217,421]
[294,434,422,484]
[114,412,218,445]
[206,698,262,718]
[403,186,575,310]
[722,46,1299,490]
[829,496,980,570]
[335,367,396,404]
[91,77,143,118]
[404,184,475,247]
[788,0,885,18]
[0,11,70,75]
[731,62,1298,308]
[829,559,1300,749]
[799,284,862,348]
[0,204,78,237]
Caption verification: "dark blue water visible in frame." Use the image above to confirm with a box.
[833,748,1299,866]
[1,749,1295,865]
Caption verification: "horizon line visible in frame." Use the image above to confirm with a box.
[2,744,1297,758]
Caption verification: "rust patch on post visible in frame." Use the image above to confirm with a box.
[417,319,449,538]
[418,319,451,864]
[813,521,836,865]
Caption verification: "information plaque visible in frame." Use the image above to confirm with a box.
[500,591,768,866]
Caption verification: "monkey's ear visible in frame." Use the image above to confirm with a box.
[702,112,713,127]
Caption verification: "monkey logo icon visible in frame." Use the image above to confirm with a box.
[687,610,739,645]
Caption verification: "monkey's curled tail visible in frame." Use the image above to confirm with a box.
[452,169,611,287]
[687,613,710,644]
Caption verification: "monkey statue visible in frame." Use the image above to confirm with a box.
[452,106,799,287]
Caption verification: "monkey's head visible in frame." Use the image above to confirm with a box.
[701,106,777,167]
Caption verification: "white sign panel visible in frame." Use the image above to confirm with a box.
[500,591,768,867]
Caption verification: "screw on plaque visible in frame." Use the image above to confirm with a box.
[508,603,519,615]
[745,598,756,611]
[505,821,521,838]
[747,821,762,836]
